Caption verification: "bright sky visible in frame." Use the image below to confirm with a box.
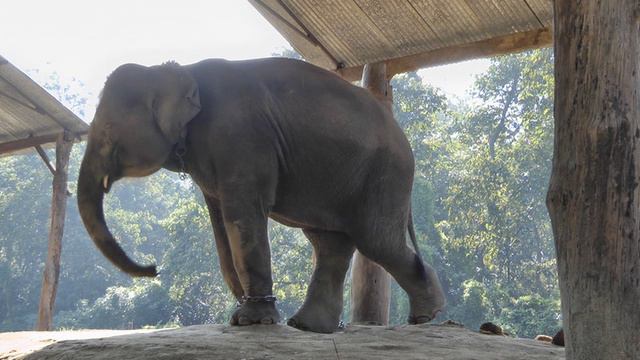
[1,0,489,120]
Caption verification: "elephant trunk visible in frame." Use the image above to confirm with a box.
[77,154,157,277]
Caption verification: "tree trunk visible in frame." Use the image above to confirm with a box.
[350,62,391,325]
[36,133,73,331]
[547,1,640,358]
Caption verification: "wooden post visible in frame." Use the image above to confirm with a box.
[547,1,639,359]
[350,62,391,325]
[36,132,73,331]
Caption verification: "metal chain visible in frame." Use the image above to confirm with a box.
[175,146,188,180]
[237,295,277,307]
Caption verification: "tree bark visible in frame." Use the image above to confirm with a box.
[36,133,73,331]
[350,62,391,325]
[547,1,640,358]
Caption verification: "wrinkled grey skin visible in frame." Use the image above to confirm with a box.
[77,58,445,333]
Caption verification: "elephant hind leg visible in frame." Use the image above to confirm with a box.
[354,229,445,324]
[287,229,355,333]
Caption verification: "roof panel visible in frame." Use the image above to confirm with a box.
[249,0,337,69]
[352,0,444,53]
[491,1,542,29]
[253,0,553,75]
[0,94,59,143]
[525,0,553,27]
[409,1,481,46]
[410,0,541,46]
[0,55,88,156]
[0,76,35,110]
[284,0,392,66]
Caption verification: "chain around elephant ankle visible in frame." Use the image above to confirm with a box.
[237,295,277,307]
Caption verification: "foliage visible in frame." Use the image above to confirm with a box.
[498,294,561,338]
[388,49,559,335]
[56,280,173,329]
[0,49,560,338]
[269,224,312,320]
[445,280,493,331]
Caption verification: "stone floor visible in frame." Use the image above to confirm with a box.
[0,323,565,360]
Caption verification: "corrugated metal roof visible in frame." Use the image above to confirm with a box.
[0,55,88,156]
[251,0,553,76]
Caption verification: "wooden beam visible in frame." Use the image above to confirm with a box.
[0,134,60,155]
[35,145,56,176]
[0,131,86,156]
[337,28,552,81]
[547,1,639,358]
[36,132,73,331]
[350,62,391,326]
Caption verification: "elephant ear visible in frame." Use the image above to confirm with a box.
[151,62,201,145]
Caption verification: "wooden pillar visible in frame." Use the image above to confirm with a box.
[547,1,639,359]
[350,62,391,325]
[36,132,73,331]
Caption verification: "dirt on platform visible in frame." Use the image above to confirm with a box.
[0,323,565,360]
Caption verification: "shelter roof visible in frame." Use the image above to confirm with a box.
[0,55,88,156]
[250,0,552,80]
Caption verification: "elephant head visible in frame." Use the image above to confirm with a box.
[77,62,201,276]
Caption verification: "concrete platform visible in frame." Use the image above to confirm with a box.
[0,323,565,360]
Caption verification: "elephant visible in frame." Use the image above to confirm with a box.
[77,57,445,333]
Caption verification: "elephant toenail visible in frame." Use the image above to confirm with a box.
[261,318,274,325]
[238,316,251,325]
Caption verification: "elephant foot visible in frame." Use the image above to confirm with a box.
[407,300,444,325]
[407,287,445,325]
[407,310,440,325]
[231,299,280,326]
[287,306,341,333]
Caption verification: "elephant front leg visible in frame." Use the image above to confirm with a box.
[203,195,244,301]
[222,202,280,326]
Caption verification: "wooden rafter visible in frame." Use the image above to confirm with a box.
[0,132,86,156]
[0,134,60,155]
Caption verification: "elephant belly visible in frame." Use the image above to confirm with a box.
[269,173,362,232]
[268,212,309,229]
[269,203,348,233]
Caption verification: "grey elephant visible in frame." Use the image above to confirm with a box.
[77,58,445,333]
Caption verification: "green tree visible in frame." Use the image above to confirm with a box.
[435,49,558,333]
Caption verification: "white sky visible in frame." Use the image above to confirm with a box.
[1,0,489,121]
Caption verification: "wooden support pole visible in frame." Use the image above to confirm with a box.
[547,1,639,359]
[350,62,391,325]
[36,132,73,331]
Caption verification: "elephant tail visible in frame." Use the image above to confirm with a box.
[408,205,423,260]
